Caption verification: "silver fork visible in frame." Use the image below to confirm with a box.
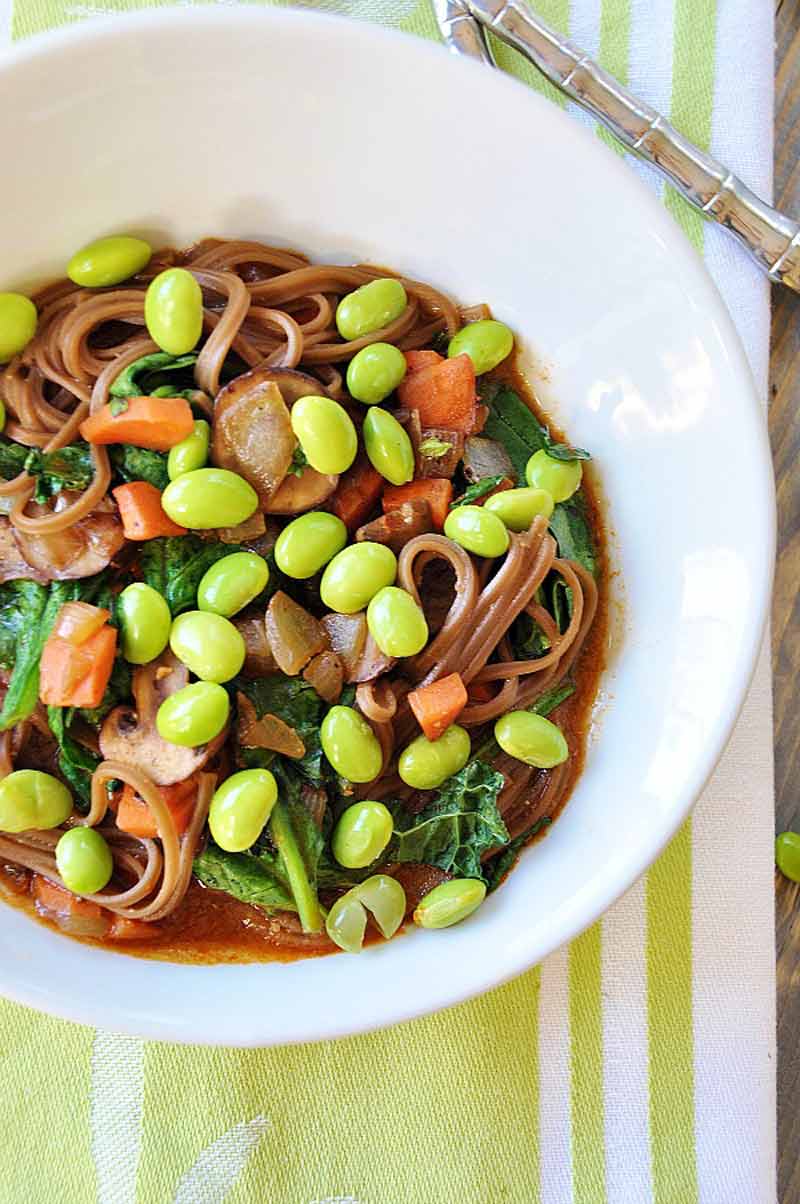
[433,0,800,293]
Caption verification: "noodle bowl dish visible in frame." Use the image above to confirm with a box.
[0,9,773,1043]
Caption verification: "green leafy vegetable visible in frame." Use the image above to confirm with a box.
[110,445,169,491]
[47,705,99,806]
[109,398,128,417]
[483,817,552,892]
[287,446,308,478]
[235,674,326,784]
[542,437,590,463]
[193,843,296,911]
[0,581,72,731]
[548,495,597,576]
[269,796,324,933]
[419,436,453,459]
[140,536,245,616]
[451,474,505,508]
[510,611,551,660]
[0,440,30,482]
[390,759,507,882]
[0,438,168,499]
[481,383,590,473]
[474,681,576,762]
[109,352,198,399]
[0,580,47,671]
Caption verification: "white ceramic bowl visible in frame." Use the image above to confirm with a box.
[0,8,773,1045]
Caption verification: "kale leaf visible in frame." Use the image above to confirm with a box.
[450,474,505,509]
[0,580,68,730]
[47,705,99,806]
[548,495,598,576]
[0,437,168,497]
[140,536,246,616]
[0,580,47,671]
[110,446,169,491]
[389,759,507,882]
[109,352,198,399]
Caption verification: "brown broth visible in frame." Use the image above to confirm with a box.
[0,357,609,963]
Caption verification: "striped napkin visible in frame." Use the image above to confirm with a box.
[0,2,777,1202]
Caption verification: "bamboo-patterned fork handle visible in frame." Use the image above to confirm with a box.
[433,0,800,293]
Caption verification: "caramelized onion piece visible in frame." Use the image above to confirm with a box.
[303,650,344,703]
[350,632,395,683]
[265,591,328,676]
[237,692,306,758]
[233,613,277,678]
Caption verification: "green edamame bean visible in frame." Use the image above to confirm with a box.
[367,586,428,657]
[209,768,278,853]
[525,449,583,502]
[0,293,37,363]
[494,710,568,768]
[325,874,406,951]
[274,511,347,579]
[321,705,383,782]
[55,827,113,895]
[0,769,72,833]
[443,505,509,558]
[167,419,210,480]
[67,235,151,288]
[363,407,415,486]
[484,486,554,531]
[448,319,514,375]
[161,468,258,529]
[398,725,470,790]
[776,831,800,883]
[413,878,486,929]
[145,267,203,356]
[0,399,5,433]
[197,552,269,617]
[346,342,407,404]
[320,542,397,614]
[156,681,230,747]
[336,278,407,341]
[290,395,357,475]
[169,611,245,682]
[118,582,171,665]
[332,801,393,868]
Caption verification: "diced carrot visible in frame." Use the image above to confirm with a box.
[405,350,443,373]
[383,479,453,530]
[115,777,197,839]
[397,354,477,432]
[52,601,110,646]
[108,917,160,941]
[331,456,384,530]
[39,622,117,708]
[112,481,187,540]
[80,396,194,451]
[408,673,468,741]
[33,877,106,924]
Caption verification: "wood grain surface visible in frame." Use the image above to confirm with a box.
[773,2,800,1200]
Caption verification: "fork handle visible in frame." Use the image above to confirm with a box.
[453,0,800,293]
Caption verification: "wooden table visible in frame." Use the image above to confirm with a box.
[773,3,800,1199]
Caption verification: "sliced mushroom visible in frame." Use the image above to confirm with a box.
[265,591,329,676]
[233,612,277,678]
[263,466,338,515]
[0,519,48,584]
[321,612,367,680]
[99,653,225,786]
[212,372,296,505]
[254,368,332,407]
[214,509,266,544]
[350,631,396,683]
[463,435,516,484]
[13,494,124,581]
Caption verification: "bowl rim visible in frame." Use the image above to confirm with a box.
[0,4,775,1046]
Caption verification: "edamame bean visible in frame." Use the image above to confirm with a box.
[525,448,583,502]
[274,511,347,579]
[443,505,509,558]
[484,486,554,531]
[336,278,407,341]
[321,706,383,782]
[332,801,393,868]
[55,827,113,895]
[118,582,171,665]
[0,770,72,833]
[0,399,5,434]
[413,878,486,929]
[363,407,415,486]
[367,586,428,657]
[145,267,203,356]
[448,319,514,375]
[346,342,407,404]
[161,467,258,529]
[290,395,357,475]
[209,768,278,853]
[325,874,406,951]
[776,831,800,883]
[398,725,470,790]
[320,542,397,613]
[197,552,269,617]
[494,710,568,768]
[156,681,230,747]
[0,293,37,362]
[169,611,245,682]
[67,235,151,288]
[167,419,210,480]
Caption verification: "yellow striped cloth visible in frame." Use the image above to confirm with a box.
[0,2,776,1202]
